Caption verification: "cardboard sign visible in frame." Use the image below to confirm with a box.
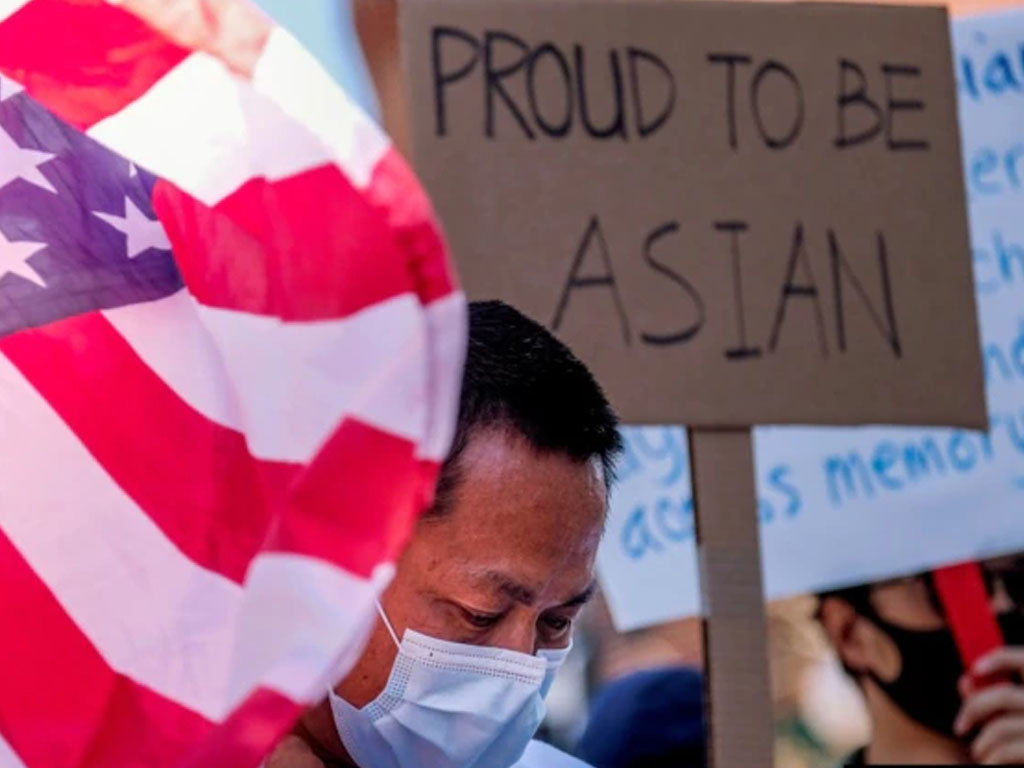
[401,0,984,428]
[596,7,1024,631]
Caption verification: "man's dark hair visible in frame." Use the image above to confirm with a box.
[431,300,622,515]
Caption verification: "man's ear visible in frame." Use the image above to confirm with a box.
[819,596,871,674]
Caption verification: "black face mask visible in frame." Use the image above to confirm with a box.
[860,610,964,738]
[998,612,1024,646]
[859,609,1024,739]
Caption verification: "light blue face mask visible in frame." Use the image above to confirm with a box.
[328,604,571,768]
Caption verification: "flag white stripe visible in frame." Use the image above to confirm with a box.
[225,555,391,707]
[419,292,468,462]
[0,0,29,22]
[193,293,429,462]
[87,52,337,206]
[0,353,382,719]
[0,733,27,768]
[87,34,390,207]
[102,290,245,435]
[251,28,388,189]
[107,290,433,464]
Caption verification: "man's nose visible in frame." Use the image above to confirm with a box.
[490,617,537,656]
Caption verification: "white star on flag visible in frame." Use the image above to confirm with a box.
[0,230,46,287]
[94,196,171,259]
[0,125,56,194]
[0,75,23,102]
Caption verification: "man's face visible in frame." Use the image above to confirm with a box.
[335,425,607,709]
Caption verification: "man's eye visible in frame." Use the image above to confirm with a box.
[463,609,501,628]
[542,615,571,634]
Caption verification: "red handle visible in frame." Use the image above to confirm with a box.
[933,561,1007,687]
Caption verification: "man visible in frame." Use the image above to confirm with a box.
[270,300,622,768]
[818,556,1024,764]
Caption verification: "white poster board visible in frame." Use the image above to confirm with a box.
[598,8,1024,631]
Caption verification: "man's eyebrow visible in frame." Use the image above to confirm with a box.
[482,571,536,605]
[477,573,597,608]
[560,580,597,609]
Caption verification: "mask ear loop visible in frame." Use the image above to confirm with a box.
[376,601,401,649]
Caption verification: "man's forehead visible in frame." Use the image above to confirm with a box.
[443,429,608,533]
[460,426,605,478]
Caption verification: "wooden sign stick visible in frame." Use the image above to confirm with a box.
[689,428,775,768]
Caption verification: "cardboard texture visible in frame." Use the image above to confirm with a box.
[401,0,984,428]
[689,427,774,768]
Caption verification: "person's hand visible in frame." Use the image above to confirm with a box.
[954,647,1024,764]
[266,735,326,768]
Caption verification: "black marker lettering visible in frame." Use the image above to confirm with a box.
[835,59,882,148]
[768,222,828,355]
[526,43,574,137]
[575,45,627,139]
[714,220,761,360]
[627,47,675,139]
[750,60,804,149]
[640,221,705,346]
[552,216,632,345]
[883,64,928,151]
[431,26,481,137]
[829,230,901,357]
[707,53,752,149]
[484,30,535,139]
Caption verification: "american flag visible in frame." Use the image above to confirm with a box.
[0,1,465,766]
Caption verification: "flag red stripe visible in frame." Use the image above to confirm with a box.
[0,308,438,581]
[0,311,291,584]
[0,525,215,768]
[117,0,273,80]
[152,163,421,320]
[365,148,456,307]
[179,689,303,768]
[267,418,441,577]
[0,0,189,130]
